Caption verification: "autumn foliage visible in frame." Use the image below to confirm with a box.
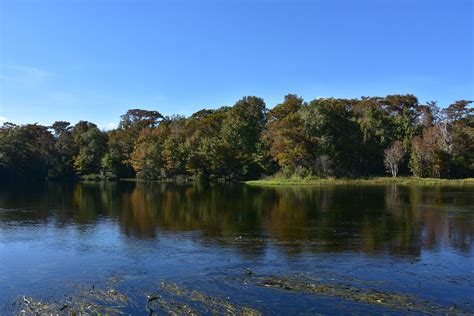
[0,95,472,181]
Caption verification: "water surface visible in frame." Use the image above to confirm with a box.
[0,182,473,314]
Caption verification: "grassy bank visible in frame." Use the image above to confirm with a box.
[245,177,474,186]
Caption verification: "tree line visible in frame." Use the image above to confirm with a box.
[0,94,472,182]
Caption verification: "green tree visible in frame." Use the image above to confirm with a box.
[0,94,471,182]
[161,116,188,180]
[72,121,108,175]
[302,98,363,177]
[220,96,267,180]
[130,126,167,180]
[353,97,394,176]
[0,123,56,180]
[104,109,164,178]
[444,100,473,177]
[264,94,312,176]
[183,107,229,180]
[48,121,77,179]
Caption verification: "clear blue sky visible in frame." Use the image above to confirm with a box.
[0,0,472,129]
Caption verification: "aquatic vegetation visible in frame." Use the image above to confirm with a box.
[14,269,472,316]
[12,272,473,315]
[248,274,470,314]
[14,277,132,315]
[13,280,262,315]
[146,281,262,315]
[15,291,129,315]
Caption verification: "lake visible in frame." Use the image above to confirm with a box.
[0,182,473,314]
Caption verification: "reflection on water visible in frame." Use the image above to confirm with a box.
[1,182,472,256]
[0,182,473,313]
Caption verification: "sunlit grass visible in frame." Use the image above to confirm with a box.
[245,176,474,186]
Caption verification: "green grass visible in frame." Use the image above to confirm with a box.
[245,176,474,186]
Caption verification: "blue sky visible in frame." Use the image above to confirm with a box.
[0,0,472,129]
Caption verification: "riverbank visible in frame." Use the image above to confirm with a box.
[245,177,474,186]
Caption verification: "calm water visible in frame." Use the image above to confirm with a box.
[0,182,473,314]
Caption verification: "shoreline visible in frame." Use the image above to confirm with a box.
[245,177,474,186]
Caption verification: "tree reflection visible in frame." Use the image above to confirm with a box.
[0,182,472,258]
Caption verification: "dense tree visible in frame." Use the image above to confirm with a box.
[264,94,311,176]
[161,116,188,180]
[72,121,108,175]
[103,109,164,178]
[354,97,394,175]
[302,98,364,177]
[409,123,450,178]
[219,96,267,180]
[0,94,472,182]
[48,121,77,179]
[0,124,56,180]
[444,100,473,178]
[101,130,130,179]
[183,108,229,180]
[383,94,422,147]
[130,126,166,180]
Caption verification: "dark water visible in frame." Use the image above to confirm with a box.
[0,182,473,314]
